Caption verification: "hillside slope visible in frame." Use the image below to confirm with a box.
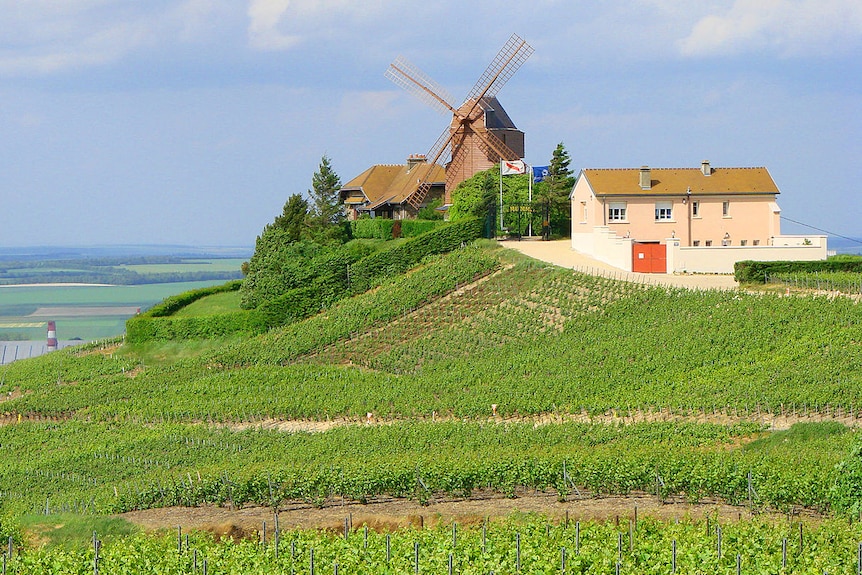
[1,242,861,526]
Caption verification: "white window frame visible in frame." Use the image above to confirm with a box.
[722,200,731,218]
[608,202,627,222]
[655,201,673,222]
[691,200,700,218]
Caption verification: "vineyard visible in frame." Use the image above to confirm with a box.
[2,241,862,570]
[5,515,862,574]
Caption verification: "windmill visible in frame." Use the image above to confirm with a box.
[385,34,534,210]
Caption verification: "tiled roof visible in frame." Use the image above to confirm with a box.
[582,167,780,197]
[341,162,446,206]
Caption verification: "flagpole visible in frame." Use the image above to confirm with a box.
[527,164,533,237]
[499,161,504,233]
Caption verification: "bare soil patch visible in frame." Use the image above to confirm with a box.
[0,388,23,403]
[221,408,861,434]
[121,490,819,537]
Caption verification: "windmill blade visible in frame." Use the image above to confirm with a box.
[424,125,454,168]
[385,56,457,115]
[465,34,534,105]
[403,127,455,209]
[471,124,520,162]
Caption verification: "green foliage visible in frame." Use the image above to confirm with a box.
[449,167,500,222]
[8,515,862,574]
[533,142,575,239]
[306,155,348,244]
[734,255,862,283]
[351,218,443,239]
[124,281,251,342]
[417,197,444,220]
[350,218,396,240]
[400,219,442,237]
[125,309,266,343]
[271,193,309,242]
[345,219,483,293]
[831,435,862,517]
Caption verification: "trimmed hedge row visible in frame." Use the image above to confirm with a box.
[251,218,483,328]
[125,310,266,343]
[735,256,862,283]
[140,280,243,318]
[239,238,376,310]
[125,281,259,343]
[347,218,483,293]
[350,218,442,240]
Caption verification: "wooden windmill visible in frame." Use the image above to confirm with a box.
[385,34,534,209]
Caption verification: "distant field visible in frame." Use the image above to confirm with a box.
[117,258,245,274]
[0,280,234,341]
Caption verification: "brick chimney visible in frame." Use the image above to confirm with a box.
[701,160,711,176]
[639,166,651,190]
[407,154,427,169]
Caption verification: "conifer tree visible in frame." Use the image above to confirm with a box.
[535,142,575,239]
[307,155,348,244]
[272,193,309,242]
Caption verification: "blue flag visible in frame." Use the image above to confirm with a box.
[532,166,549,182]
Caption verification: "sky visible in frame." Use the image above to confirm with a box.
[0,0,860,248]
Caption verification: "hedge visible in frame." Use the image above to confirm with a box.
[351,218,395,240]
[347,218,483,293]
[734,256,862,283]
[125,310,266,343]
[350,218,443,240]
[140,280,243,318]
[239,239,376,310]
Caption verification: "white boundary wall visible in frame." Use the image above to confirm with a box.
[667,235,828,273]
[573,228,828,274]
[571,227,635,272]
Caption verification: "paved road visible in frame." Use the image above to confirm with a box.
[502,238,740,290]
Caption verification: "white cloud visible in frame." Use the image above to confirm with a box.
[0,1,235,76]
[678,0,862,57]
[247,0,299,51]
[245,0,387,51]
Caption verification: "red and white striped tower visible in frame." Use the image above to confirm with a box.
[47,321,58,351]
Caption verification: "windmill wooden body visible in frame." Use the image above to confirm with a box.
[386,34,533,209]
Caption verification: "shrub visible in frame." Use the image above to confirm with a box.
[735,256,862,283]
[347,218,483,293]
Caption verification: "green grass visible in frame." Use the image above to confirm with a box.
[171,290,242,317]
[19,513,138,550]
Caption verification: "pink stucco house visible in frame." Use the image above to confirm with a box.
[570,161,827,273]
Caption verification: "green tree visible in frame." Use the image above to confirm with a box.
[307,155,347,244]
[450,165,532,237]
[534,142,575,239]
[417,197,445,220]
[272,193,309,242]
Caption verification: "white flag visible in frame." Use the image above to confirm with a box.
[501,159,526,175]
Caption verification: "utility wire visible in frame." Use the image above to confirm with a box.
[780,216,862,246]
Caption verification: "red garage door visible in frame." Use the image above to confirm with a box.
[632,242,666,273]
